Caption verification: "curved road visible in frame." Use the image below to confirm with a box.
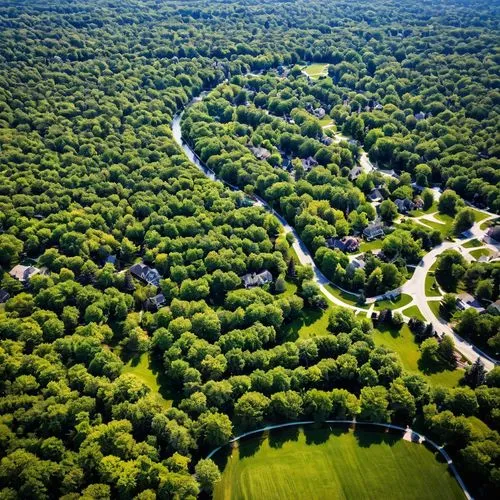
[172,89,498,371]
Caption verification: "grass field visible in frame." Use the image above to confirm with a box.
[401,305,425,321]
[372,324,461,387]
[213,426,464,500]
[428,299,442,320]
[359,239,383,252]
[122,352,172,408]
[302,63,329,78]
[374,293,413,311]
[462,238,482,249]
[282,306,331,340]
[409,203,438,216]
[325,284,367,308]
[319,116,333,127]
[470,248,491,260]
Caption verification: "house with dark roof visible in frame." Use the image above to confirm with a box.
[313,107,326,118]
[368,188,384,202]
[363,222,385,241]
[250,146,271,161]
[456,292,485,313]
[321,136,333,146]
[394,198,416,214]
[241,270,273,288]
[414,111,426,121]
[349,165,363,181]
[326,236,360,253]
[347,256,366,272]
[146,293,166,311]
[302,156,318,171]
[9,265,41,284]
[487,226,500,243]
[129,263,161,287]
[105,255,117,266]
[0,290,10,303]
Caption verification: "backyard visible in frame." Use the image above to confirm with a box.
[213,426,464,500]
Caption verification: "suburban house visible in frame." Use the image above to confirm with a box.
[313,107,326,118]
[486,226,500,243]
[347,256,366,272]
[302,156,318,171]
[487,300,500,315]
[250,146,271,161]
[349,165,363,180]
[241,270,273,288]
[129,263,161,287]
[394,198,416,214]
[0,289,10,303]
[363,222,385,241]
[368,188,384,202]
[456,292,485,313]
[9,264,41,284]
[378,168,399,179]
[146,293,166,310]
[326,236,360,253]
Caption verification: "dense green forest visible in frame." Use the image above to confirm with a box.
[0,0,499,498]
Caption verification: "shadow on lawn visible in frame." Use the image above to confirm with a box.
[280,308,324,341]
[269,425,300,449]
[353,427,400,448]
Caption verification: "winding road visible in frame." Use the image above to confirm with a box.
[172,87,498,371]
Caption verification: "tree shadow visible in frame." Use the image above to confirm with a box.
[268,426,300,449]
[150,353,178,402]
[376,323,402,339]
[303,424,330,446]
[353,426,400,448]
[239,433,265,459]
[279,307,324,342]
[417,354,455,376]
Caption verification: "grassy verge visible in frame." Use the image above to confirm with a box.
[425,261,441,297]
[374,293,413,311]
[401,305,425,321]
[409,203,438,216]
[319,117,333,127]
[213,426,464,500]
[462,238,482,249]
[470,248,491,260]
[428,300,443,321]
[325,284,367,308]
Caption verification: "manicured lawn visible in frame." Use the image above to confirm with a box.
[480,218,499,230]
[282,306,331,340]
[462,238,482,249]
[409,203,438,216]
[401,305,425,321]
[319,116,333,127]
[422,215,453,236]
[470,248,492,260]
[122,352,172,408]
[374,293,413,311]
[373,324,462,388]
[469,208,489,223]
[428,299,443,320]
[213,426,464,500]
[359,239,383,252]
[425,262,441,297]
[325,284,367,308]
[302,63,329,78]
[280,280,298,298]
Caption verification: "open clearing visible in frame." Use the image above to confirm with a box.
[213,426,464,500]
[302,63,329,78]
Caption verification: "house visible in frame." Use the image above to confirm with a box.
[363,222,385,241]
[321,136,333,146]
[378,168,400,179]
[347,257,366,272]
[414,111,426,121]
[394,198,416,214]
[313,107,326,118]
[241,270,273,289]
[349,165,363,181]
[456,292,485,313]
[373,102,383,111]
[302,156,318,171]
[282,157,292,171]
[129,263,161,287]
[0,290,10,303]
[368,188,384,202]
[326,236,360,253]
[487,226,500,243]
[250,146,271,161]
[9,265,41,283]
[146,293,166,311]
[487,300,500,315]
[413,198,424,209]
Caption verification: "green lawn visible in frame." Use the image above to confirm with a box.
[302,63,329,78]
[213,426,464,500]
[425,262,441,297]
[282,306,332,341]
[409,203,438,216]
[470,248,491,260]
[373,324,462,388]
[122,352,172,409]
[374,293,413,311]
[319,116,333,127]
[401,305,426,321]
[421,216,453,236]
[325,284,367,308]
[462,238,482,249]
[469,208,489,223]
[359,239,383,252]
[279,280,298,298]
[428,300,443,320]
[480,218,499,230]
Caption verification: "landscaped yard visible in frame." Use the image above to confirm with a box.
[359,238,383,252]
[462,238,482,249]
[302,63,329,78]
[325,284,367,308]
[425,261,441,297]
[319,116,333,127]
[374,293,413,311]
[470,248,492,260]
[373,324,462,388]
[401,305,426,321]
[409,203,438,216]
[428,299,442,321]
[213,426,464,500]
[122,352,172,408]
[282,305,332,341]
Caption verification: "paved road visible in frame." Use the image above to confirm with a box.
[173,87,498,370]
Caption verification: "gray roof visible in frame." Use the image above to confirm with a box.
[9,265,41,283]
[241,270,273,288]
[130,263,161,286]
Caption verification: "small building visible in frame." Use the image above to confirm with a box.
[326,236,360,253]
[414,111,426,121]
[129,263,161,287]
[347,257,366,272]
[105,255,117,266]
[363,222,385,241]
[373,102,383,111]
[0,289,10,303]
[456,292,485,313]
[368,188,384,202]
[146,293,166,311]
[486,226,500,243]
[250,146,271,161]
[394,198,416,214]
[313,107,326,118]
[302,156,318,171]
[9,265,41,284]
[487,300,500,315]
[378,168,400,179]
[241,270,273,289]
[349,165,363,181]
[321,136,333,146]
